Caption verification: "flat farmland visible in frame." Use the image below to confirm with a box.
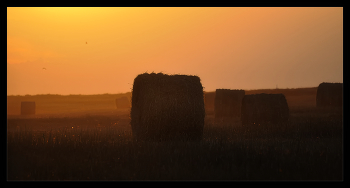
[7,88,343,180]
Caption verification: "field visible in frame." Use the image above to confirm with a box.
[7,88,343,180]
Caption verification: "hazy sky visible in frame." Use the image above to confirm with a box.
[7,7,343,95]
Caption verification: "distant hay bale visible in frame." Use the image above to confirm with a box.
[241,93,289,125]
[316,82,343,108]
[21,101,36,115]
[115,96,130,109]
[214,89,245,119]
[130,72,205,142]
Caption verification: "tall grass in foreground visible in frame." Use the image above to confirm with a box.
[7,111,342,180]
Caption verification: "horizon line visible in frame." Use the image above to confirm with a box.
[7,86,321,97]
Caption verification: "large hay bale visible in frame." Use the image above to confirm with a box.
[130,72,205,141]
[115,96,130,109]
[214,89,245,119]
[241,93,289,125]
[316,82,343,108]
[21,101,36,115]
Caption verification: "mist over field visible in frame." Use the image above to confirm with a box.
[7,87,318,117]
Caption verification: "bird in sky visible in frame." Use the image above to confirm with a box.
[42,67,46,70]
[86,42,87,44]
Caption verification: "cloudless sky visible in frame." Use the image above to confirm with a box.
[7,7,343,95]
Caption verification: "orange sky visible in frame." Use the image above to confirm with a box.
[7,7,343,95]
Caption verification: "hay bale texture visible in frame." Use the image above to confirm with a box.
[241,93,289,125]
[214,89,245,119]
[21,101,36,115]
[130,72,205,141]
[115,96,130,109]
[316,82,343,108]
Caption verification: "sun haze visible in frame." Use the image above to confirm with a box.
[7,7,343,95]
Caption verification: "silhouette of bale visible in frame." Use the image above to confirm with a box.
[316,82,343,108]
[241,93,289,125]
[215,89,245,119]
[21,101,36,115]
[115,96,130,109]
[130,72,205,142]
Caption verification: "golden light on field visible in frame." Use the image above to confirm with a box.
[7,7,343,95]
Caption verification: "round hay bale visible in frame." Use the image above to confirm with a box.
[21,101,36,115]
[241,93,289,126]
[130,72,205,142]
[316,82,343,108]
[214,89,245,119]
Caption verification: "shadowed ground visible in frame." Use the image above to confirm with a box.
[7,88,342,180]
[7,106,342,180]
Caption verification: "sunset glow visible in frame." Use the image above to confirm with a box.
[7,7,343,95]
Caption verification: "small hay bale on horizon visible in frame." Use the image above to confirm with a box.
[21,101,36,115]
[241,93,289,126]
[316,82,343,108]
[130,72,205,142]
[115,96,131,109]
[214,89,245,119]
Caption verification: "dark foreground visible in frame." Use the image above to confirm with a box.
[7,107,342,180]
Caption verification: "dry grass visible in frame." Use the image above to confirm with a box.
[7,88,342,180]
[7,106,342,180]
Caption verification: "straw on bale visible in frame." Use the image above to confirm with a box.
[115,96,131,109]
[130,72,205,141]
[214,89,245,119]
[21,101,36,115]
[241,93,289,126]
[316,82,343,108]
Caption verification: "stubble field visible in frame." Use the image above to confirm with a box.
[7,88,343,180]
